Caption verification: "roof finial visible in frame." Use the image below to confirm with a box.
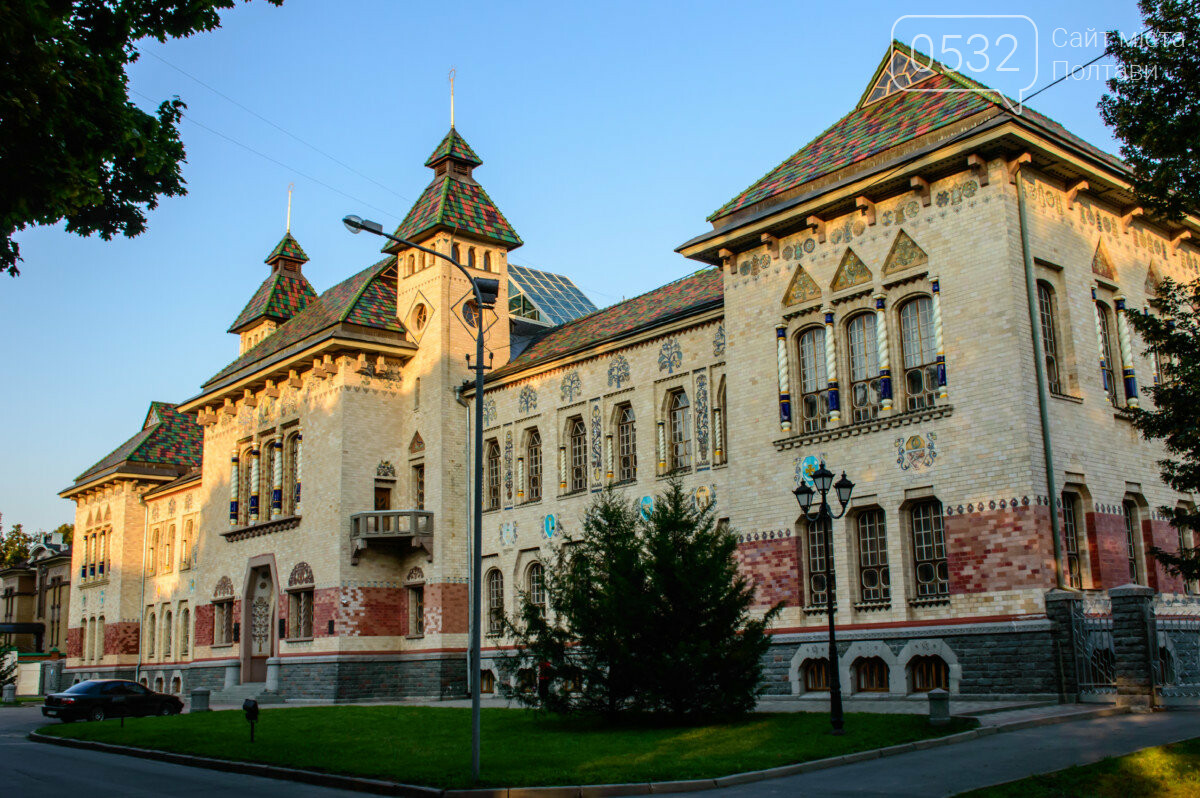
[286,183,294,233]
[449,67,456,128]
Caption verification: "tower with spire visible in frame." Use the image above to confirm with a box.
[228,232,318,354]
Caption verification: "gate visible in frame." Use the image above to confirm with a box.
[1071,596,1116,696]
[1155,595,1200,701]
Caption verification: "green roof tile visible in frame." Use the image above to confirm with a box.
[72,402,201,486]
[265,232,309,264]
[228,272,319,333]
[393,176,522,248]
[424,127,483,167]
[489,269,723,381]
[206,257,403,388]
[709,41,1124,223]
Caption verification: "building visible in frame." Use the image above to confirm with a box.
[1,531,72,654]
[59,43,1199,701]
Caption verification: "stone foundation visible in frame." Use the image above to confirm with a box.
[761,619,1060,699]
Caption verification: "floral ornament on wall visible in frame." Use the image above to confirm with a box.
[658,339,683,374]
[608,354,631,389]
[560,371,582,403]
[896,432,937,471]
[518,385,538,414]
[712,323,726,359]
[499,521,517,546]
[695,374,710,461]
[482,397,497,426]
[376,461,396,478]
[184,494,192,511]
[167,498,176,516]
[590,402,602,482]
[504,430,514,501]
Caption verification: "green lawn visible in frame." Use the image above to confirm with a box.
[40,706,972,789]
[1,695,44,706]
[960,737,1200,798]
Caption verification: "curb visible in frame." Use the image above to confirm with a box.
[27,706,1131,796]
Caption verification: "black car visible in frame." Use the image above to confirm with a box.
[42,679,183,722]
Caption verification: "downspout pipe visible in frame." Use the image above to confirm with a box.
[1016,165,1066,591]
[135,496,149,682]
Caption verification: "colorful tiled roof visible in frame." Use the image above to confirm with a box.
[265,232,309,264]
[392,176,522,248]
[709,41,1124,223]
[205,258,404,388]
[71,402,202,486]
[228,271,319,332]
[489,269,723,381]
[425,127,483,167]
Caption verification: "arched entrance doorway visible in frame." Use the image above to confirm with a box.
[241,562,276,683]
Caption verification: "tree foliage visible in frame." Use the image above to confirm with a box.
[0,650,17,687]
[1,0,281,276]
[0,523,33,569]
[504,481,781,719]
[1100,0,1200,223]
[1125,278,1200,580]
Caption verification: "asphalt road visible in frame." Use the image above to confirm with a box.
[704,709,1200,797]
[0,705,364,797]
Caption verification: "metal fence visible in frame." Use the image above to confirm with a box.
[1156,595,1200,697]
[1072,596,1116,695]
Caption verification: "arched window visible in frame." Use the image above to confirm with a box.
[148,529,159,576]
[857,509,889,603]
[805,516,831,607]
[239,447,254,524]
[163,610,173,660]
[468,248,476,269]
[569,418,587,492]
[406,254,415,276]
[411,303,428,331]
[526,429,542,502]
[486,440,501,509]
[528,562,546,611]
[97,531,106,576]
[96,616,104,660]
[83,617,92,661]
[154,676,164,693]
[1062,492,1083,588]
[481,670,496,693]
[847,313,880,422]
[1096,301,1119,407]
[797,327,829,432]
[451,244,461,263]
[668,390,691,471]
[180,606,190,659]
[287,433,301,515]
[617,404,636,481]
[802,658,830,692]
[854,657,889,692]
[146,611,157,659]
[486,569,504,635]
[1037,282,1062,394]
[181,520,193,568]
[909,655,949,692]
[1123,500,1142,584]
[483,251,492,272]
[162,524,174,573]
[171,676,182,694]
[899,296,938,411]
[911,500,948,599]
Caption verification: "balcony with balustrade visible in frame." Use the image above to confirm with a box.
[349,510,434,565]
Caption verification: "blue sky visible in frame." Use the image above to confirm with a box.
[1,0,1145,531]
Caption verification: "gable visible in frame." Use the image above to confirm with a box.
[831,247,873,291]
[881,229,928,276]
[860,49,936,107]
[783,265,822,306]
[1092,239,1116,280]
[1145,260,1163,295]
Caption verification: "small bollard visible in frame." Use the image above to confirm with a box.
[1,683,15,705]
[243,698,259,742]
[190,688,211,713]
[927,688,950,726]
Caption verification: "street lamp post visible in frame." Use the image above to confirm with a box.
[793,462,854,735]
[343,215,497,783]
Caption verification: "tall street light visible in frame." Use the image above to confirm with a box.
[343,214,498,783]
[793,462,854,735]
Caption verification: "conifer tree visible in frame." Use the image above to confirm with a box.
[505,481,780,719]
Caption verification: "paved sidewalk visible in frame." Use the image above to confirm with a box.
[703,709,1200,797]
